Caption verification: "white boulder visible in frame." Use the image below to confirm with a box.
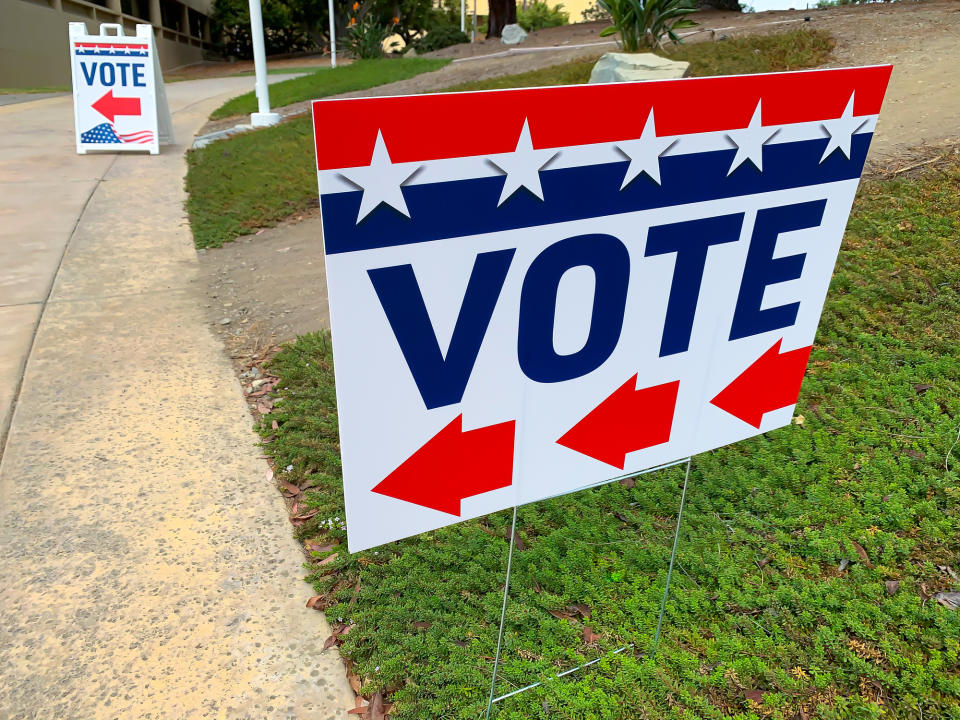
[589,52,690,84]
[501,24,528,45]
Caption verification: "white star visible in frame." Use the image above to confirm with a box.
[726,100,778,176]
[489,118,557,206]
[616,108,675,189]
[819,92,868,163]
[340,130,420,224]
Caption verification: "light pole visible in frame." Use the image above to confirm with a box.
[328,0,337,68]
[248,0,280,127]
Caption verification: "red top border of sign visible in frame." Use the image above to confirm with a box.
[74,42,149,49]
[312,65,892,171]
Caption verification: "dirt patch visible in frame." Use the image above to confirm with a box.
[192,207,328,362]
[195,0,960,359]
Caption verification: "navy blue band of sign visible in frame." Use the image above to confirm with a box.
[321,134,872,256]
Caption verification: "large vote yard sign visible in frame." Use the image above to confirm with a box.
[69,22,173,155]
[313,66,891,552]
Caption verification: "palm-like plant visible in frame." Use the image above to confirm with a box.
[597,0,698,52]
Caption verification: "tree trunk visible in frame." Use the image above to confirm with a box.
[698,0,742,10]
[486,0,517,38]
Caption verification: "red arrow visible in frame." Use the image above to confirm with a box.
[557,377,679,469]
[371,415,515,515]
[710,339,812,428]
[91,89,142,122]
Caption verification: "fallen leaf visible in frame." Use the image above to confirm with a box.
[548,609,577,623]
[279,481,301,497]
[914,383,933,394]
[793,414,805,426]
[256,397,274,414]
[347,668,362,694]
[744,689,765,704]
[511,530,527,551]
[756,556,771,569]
[897,220,913,231]
[934,592,960,610]
[851,540,874,568]
[619,477,636,489]
[265,468,274,483]
[885,580,899,596]
[920,582,933,604]
[306,594,324,609]
[938,565,960,582]
[318,552,339,566]
[255,228,265,235]
[582,626,600,645]
[569,603,591,619]
[532,581,543,594]
[905,448,925,460]
[613,511,632,524]
[367,692,389,720]
[291,507,320,523]
[322,622,355,651]
[413,621,432,631]
[271,420,279,430]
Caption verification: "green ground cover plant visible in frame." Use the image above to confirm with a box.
[187,30,832,249]
[209,57,449,119]
[259,156,960,719]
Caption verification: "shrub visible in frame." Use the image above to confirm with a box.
[597,0,697,52]
[581,1,611,21]
[410,23,469,53]
[517,2,569,32]
[343,1,397,59]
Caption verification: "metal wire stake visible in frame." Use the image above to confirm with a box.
[485,505,519,720]
[650,457,692,660]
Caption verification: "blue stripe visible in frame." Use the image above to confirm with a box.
[321,134,871,256]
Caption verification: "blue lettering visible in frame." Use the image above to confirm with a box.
[518,234,629,383]
[729,199,826,341]
[132,63,146,87]
[99,63,115,86]
[80,62,97,86]
[368,249,515,410]
[645,213,744,357]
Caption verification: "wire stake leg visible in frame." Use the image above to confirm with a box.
[484,505,518,720]
[650,457,692,660]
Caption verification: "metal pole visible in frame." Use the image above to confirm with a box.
[472,0,477,42]
[484,506,518,720]
[461,0,466,33]
[247,0,279,127]
[650,457,692,659]
[328,0,337,68]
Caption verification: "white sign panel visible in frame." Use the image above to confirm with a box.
[69,22,173,155]
[312,66,892,552]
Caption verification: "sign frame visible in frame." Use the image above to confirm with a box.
[69,22,173,155]
[312,66,892,553]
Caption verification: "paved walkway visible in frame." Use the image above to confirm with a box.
[0,78,353,719]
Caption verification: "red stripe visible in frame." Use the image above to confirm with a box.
[313,65,891,171]
[75,42,148,49]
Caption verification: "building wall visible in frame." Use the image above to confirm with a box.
[0,0,212,88]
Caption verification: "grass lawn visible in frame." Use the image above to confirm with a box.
[186,30,834,249]
[261,157,960,718]
[0,86,70,94]
[209,58,449,120]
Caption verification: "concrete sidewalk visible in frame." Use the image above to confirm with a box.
[0,79,353,718]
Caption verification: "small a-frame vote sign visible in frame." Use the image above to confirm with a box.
[69,22,173,155]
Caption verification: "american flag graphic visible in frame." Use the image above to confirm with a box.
[80,123,154,145]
